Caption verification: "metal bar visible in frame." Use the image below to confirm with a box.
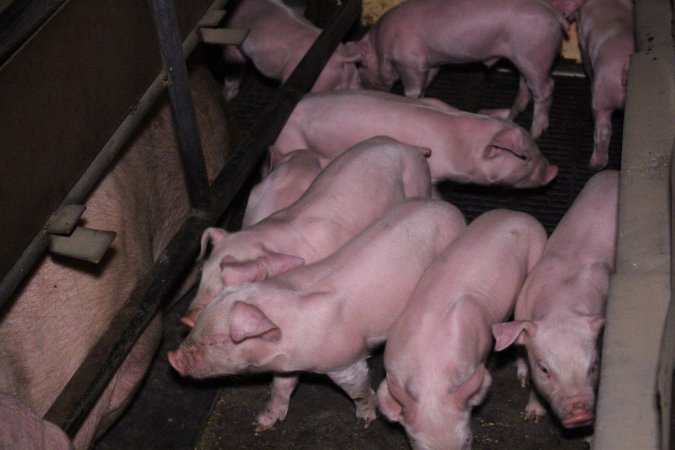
[0,0,226,312]
[43,0,361,437]
[149,0,211,212]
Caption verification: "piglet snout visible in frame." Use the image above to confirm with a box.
[168,350,188,376]
[562,403,594,428]
[181,307,203,328]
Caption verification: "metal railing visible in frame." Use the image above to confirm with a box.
[36,0,361,438]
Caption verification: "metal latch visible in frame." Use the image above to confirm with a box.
[197,9,249,45]
[46,205,116,264]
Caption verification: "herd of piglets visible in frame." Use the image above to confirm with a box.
[165,0,629,448]
[171,154,619,449]
[0,0,630,448]
[223,0,633,168]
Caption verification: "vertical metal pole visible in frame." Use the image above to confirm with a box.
[148,0,211,211]
[43,0,362,437]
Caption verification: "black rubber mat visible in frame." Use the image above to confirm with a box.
[95,60,621,450]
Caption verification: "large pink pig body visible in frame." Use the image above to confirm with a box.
[169,199,466,430]
[242,149,322,227]
[492,170,619,428]
[184,136,432,327]
[576,0,634,169]
[222,0,361,100]
[377,209,547,450]
[345,0,568,139]
[0,393,73,450]
[271,90,558,188]
[0,66,233,449]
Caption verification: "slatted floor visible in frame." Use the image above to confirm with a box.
[95,59,622,450]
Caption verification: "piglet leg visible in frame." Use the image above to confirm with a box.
[222,46,247,101]
[590,107,613,170]
[327,359,377,426]
[479,76,531,121]
[255,374,300,432]
[516,352,530,388]
[528,74,555,139]
[396,62,439,98]
[523,389,548,423]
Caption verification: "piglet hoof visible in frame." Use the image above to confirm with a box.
[588,155,608,172]
[357,411,377,429]
[254,410,284,433]
[522,402,547,423]
[355,395,378,428]
[517,374,529,389]
[529,122,548,140]
[521,409,545,423]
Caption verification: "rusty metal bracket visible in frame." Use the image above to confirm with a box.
[200,27,249,45]
[46,204,85,235]
[48,227,116,264]
[197,8,249,45]
[45,205,116,264]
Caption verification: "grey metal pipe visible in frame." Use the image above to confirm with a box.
[43,0,362,437]
[149,0,211,212]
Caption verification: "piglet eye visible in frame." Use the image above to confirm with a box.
[537,363,549,376]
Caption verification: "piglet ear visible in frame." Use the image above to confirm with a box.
[453,365,492,409]
[484,127,528,161]
[199,228,228,260]
[492,320,534,351]
[550,0,584,19]
[376,379,403,422]
[221,254,305,286]
[377,376,414,423]
[229,301,281,343]
[544,165,559,184]
[221,259,267,285]
[343,39,369,60]
[337,48,364,64]
[264,253,305,277]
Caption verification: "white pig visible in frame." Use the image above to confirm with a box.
[242,149,322,227]
[183,136,432,327]
[169,198,467,430]
[344,0,569,139]
[377,209,547,450]
[222,0,361,100]
[0,65,233,449]
[576,0,634,169]
[0,393,74,450]
[491,170,619,428]
[270,90,558,188]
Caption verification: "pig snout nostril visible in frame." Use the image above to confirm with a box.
[180,314,196,328]
[168,350,186,376]
[563,403,595,428]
